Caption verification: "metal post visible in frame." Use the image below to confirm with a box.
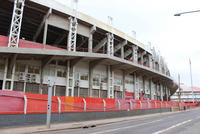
[103,99,106,111]
[24,95,27,115]
[83,98,87,112]
[57,97,61,113]
[46,78,54,129]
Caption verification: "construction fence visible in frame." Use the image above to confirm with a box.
[0,90,185,115]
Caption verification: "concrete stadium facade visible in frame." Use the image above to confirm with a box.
[0,0,177,101]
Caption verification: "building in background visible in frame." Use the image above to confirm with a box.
[171,85,200,103]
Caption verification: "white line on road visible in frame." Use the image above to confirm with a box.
[90,119,163,134]
[152,119,192,134]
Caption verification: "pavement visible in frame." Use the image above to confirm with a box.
[0,108,199,134]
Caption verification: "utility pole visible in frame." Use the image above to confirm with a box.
[46,77,54,129]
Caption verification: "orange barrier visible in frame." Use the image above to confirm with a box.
[0,91,191,114]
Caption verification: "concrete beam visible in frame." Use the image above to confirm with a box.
[54,31,66,45]
[78,38,88,48]
[114,40,127,53]
[93,37,107,52]
[33,8,52,41]
[111,63,126,70]
[89,58,107,69]
[124,48,132,58]
[42,55,55,68]
[70,57,84,67]
[90,26,96,34]
[125,68,140,74]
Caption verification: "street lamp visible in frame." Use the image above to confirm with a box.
[174,10,200,16]
[174,10,196,103]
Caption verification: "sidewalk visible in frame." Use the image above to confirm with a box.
[0,109,193,134]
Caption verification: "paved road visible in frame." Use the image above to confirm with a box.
[38,108,200,134]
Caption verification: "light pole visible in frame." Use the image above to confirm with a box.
[174,10,200,16]
[174,11,196,104]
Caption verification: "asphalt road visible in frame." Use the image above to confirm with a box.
[38,108,200,134]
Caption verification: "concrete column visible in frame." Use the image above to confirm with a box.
[132,46,138,63]
[134,73,139,99]
[23,65,28,92]
[149,55,152,68]
[122,71,126,99]
[166,87,169,101]
[54,61,58,95]
[65,62,69,96]
[149,79,152,99]
[2,58,8,90]
[89,65,93,97]
[88,34,93,53]
[43,20,48,48]
[66,60,75,97]
[160,84,163,101]
[107,65,114,98]
[121,46,124,59]
[141,55,144,65]
[39,67,44,94]
[10,62,16,91]
[88,26,96,53]
[142,76,145,95]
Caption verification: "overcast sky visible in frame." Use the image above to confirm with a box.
[56,0,200,87]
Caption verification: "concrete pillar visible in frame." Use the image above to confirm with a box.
[107,65,114,98]
[142,76,145,95]
[23,65,28,92]
[134,73,139,100]
[141,55,144,65]
[160,84,163,101]
[121,46,124,59]
[166,87,169,101]
[39,67,44,94]
[66,60,75,97]
[43,20,48,48]
[88,34,93,53]
[132,46,138,63]
[149,55,152,68]
[10,62,16,91]
[88,26,96,53]
[2,58,8,90]
[89,65,93,97]
[122,71,126,99]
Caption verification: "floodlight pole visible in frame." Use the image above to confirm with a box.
[189,59,194,103]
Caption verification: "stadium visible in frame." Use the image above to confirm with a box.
[0,0,181,127]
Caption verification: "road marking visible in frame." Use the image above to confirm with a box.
[90,119,163,134]
[152,119,192,134]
